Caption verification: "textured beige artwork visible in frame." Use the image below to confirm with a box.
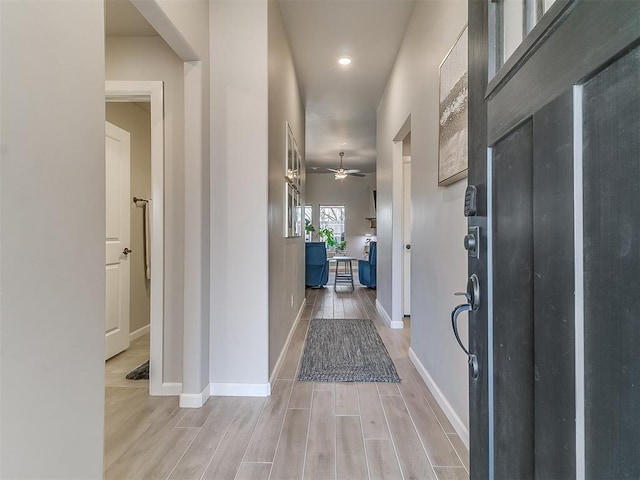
[439,26,468,186]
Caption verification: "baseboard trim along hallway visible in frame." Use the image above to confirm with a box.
[269,298,307,385]
[376,298,404,329]
[179,383,210,408]
[409,347,469,447]
[210,382,271,397]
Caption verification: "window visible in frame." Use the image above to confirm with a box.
[320,205,346,243]
[490,0,559,77]
[304,205,313,242]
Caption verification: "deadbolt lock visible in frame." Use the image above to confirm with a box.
[464,226,480,259]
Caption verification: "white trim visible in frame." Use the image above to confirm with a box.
[130,0,199,61]
[181,60,206,400]
[129,324,150,342]
[573,85,585,480]
[210,383,271,397]
[269,299,307,385]
[391,140,404,324]
[161,382,183,396]
[408,348,469,448]
[106,81,165,398]
[487,147,495,479]
[179,383,210,408]
[376,299,404,329]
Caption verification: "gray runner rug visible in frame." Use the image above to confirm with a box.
[125,360,149,380]
[297,318,401,383]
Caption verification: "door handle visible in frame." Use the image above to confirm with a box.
[122,248,132,256]
[451,274,480,379]
[405,244,411,250]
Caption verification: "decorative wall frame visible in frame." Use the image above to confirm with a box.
[285,122,303,237]
[438,25,469,186]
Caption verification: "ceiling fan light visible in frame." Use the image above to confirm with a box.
[335,172,348,180]
[338,56,352,66]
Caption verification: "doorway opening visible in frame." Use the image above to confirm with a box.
[105,81,164,396]
[402,132,412,318]
[389,116,411,328]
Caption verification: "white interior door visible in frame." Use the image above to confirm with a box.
[105,121,131,360]
[403,159,411,316]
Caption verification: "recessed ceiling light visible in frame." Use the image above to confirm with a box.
[338,56,352,66]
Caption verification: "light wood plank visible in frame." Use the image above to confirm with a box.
[202,397,265,480]
[391,357,415,384]
[377,382,401,396]
[380,394,437,480]
[167,397,240,480]
[335,383,359,416]
[278,321,309,379]
[357,383,391,439]
[365,439,403,480]
[303,390,336,479]
[447,434,469,472]
[176,396,222,428]
[269,408,310,480]
[336,415,368,480]
[235,463,273,480]
[105,402,187,479]
[434,466,469,480]
[400,383,462,467]
[141,427,200,480]
[105,394,184,473]
[243,380,294,462]
[405,361,457,434]
[314,382,335,392]
[289,381,314,409]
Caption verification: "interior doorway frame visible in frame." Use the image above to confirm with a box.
[388,116,412,327]
[106,80,164,396]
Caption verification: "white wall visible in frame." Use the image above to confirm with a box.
[0,1,105,477]
[150,0,212,397]
[106,36,186,383]
[268,0,306,375]
[210,0,270,389]
[306,173,377,260]
[377,0,470,437]
[106,102,151,336]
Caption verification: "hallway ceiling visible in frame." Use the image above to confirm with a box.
[105,0,415,174]
[279,0,415,174]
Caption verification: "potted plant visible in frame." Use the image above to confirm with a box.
[316,227,336,248]
[336,240,348,254]
[304,219,315,241]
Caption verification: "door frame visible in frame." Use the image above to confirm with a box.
[387,116,412,328]
[106,80,164,396]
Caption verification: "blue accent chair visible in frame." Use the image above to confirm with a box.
[358,241,377,288]
[305,242,329,287]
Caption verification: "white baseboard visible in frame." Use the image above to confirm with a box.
[210,382,271,397]
[375,299,404,329]
[129,324,150,342]
[408,348,469,448]
[179,383,210,408]
[269,298,307,385]
[160,382,182,396]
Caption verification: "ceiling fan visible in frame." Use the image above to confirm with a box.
[328,152,365,179]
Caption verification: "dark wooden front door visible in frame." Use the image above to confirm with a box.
[467,1,640,478]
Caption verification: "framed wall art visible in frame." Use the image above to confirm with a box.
[438,25,468,186]
[285,122,303,237]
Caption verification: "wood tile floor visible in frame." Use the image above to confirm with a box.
[105,285,469,480]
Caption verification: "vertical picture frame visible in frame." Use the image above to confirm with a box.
[438,25,469,186]
[284,121,303,238]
